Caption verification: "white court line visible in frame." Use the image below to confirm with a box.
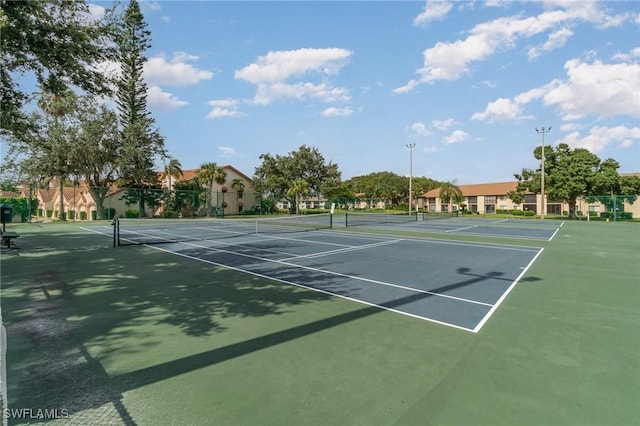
[548,228,560,241]
[445,225,478,233]
[87,223,545,332]
[280,239,402,261]
[170,239,493,308]
[473,247,544,333]
[140,243,477,333]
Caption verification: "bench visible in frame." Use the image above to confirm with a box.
[1,230,20,249]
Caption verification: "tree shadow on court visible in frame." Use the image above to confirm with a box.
[3,230,335,424]
[3,228,537,425]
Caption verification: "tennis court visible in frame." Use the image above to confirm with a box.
[5,219,638,425]
[86,215,543,332]
[341,212,562,241]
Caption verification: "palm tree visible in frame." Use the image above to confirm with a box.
[231,178,245,192]
[162,158,183,190]
[197,162,226,216]
[439,181,464,214]
[231,178,245,213]
[286,178,310,215]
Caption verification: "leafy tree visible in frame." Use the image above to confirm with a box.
[171,180,204,218]
[1,0,117,139]
[73,97,120,219]
[197,162,226,216]
[116,0,166,216]
[286,178,310,215]
[620,175,640,195]
[253,145,341,205]
[514,143,629,218]
[2,89,122,220]
[438,181,464,213]
[36,89,78,220]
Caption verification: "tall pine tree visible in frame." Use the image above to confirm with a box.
[116,0,165,216]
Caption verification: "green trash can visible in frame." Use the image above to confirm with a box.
[0,205,13,223]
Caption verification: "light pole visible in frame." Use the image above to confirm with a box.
[406,143,415,215]
[73,170,78,221]
[535,127,551,220]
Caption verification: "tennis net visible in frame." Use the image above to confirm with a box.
[116,213,333,246]
[421,211,459,220]
[345,212,418,227]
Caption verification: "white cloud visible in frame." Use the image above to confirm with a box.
[253,82,350,106]
[473,55,639,123]
[423,146,438,154]
[321,107,354,117]
[413,1,453,26]
[560,122,581,132]
[432,118,457,131]
[544,59,640,119]
[559,125,640,153]
[147,86,188,111]
[395,3,634,93]
[236,48,352,105]
[408,122,432,137]
[235,48,351,84]
[612,47,640,61]
[86,4,106,21]
[528,27,573,60]
[471,97,526,122]
[445,130,469,144]
[218,146,236,158]
[144,53,214,87]
[207,99,244,119]
[147,2,162,12]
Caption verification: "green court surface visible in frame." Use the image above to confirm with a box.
[1,220,638,425]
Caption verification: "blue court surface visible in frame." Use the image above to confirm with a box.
[86,220,544,333]
[341,215,563,241]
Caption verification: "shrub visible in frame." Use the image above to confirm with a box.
[104,208,116,219]
[125,209,140,218]
[80,211,87,220]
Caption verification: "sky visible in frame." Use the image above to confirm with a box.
[38,1,640,183]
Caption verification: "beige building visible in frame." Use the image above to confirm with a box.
[422,180,640,219]
[160,165,257,216]
[11,164,256,220]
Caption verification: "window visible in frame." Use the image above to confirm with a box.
[467,196,477,203]
[484,195,496,204]
[547,204,561,215]
[524,194,537,203]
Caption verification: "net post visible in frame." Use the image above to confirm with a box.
[112,219,117,247]
[345,212,349,227]
[330,213,333,229]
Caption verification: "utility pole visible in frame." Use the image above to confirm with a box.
[406,143,415,215]
[535,127,551,220]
